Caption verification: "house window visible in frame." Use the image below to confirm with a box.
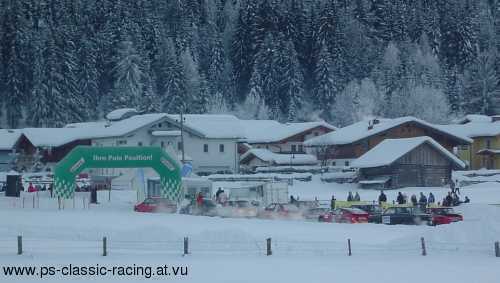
[314,132,319,136]
[204,144,208,153]
[219,144,224,153]
[178,142,183,151]
[291,145,297,152]
[116,140,127,146]
[486,139,491,149]
[298,145,303,153]
[138,142,143,146]
[158,123,162,128]
[344,161,350,167]
[332,161,336,166]
[160,141,165,148]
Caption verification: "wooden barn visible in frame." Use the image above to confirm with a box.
[352,137,466,189]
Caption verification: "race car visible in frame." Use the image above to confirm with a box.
[350,204,383,223]
[318,208,369,223]
[377,206,432,225]
[134,198,177,213]
[427,207,463,225]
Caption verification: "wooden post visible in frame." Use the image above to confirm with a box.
[22,197,25,208]
[347,238,352,256]
[73,197,75,209]
[108,187,111,202]
[32,195,35,208]
[495,241,499,257]
[17,235,22,255]
[58,197,61,210]
[183,237,189,255]
[421,237,427,256]
[266,238,272,256]
[102,237,107,256]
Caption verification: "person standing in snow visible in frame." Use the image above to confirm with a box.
[330,195,336,210]
[378,190,387,204]
[196,192,204,207]
[354,192,360,201]
[397,192,405,204]
[27,182,37,193]
[455,179,460,195]
[418,192,427,208]
[410,194,418,206]
[428,192,435,204]
[347,192,354,202]
[290,195,296,204]
[449,179,456,194]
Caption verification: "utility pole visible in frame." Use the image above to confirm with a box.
[180,111,185,164]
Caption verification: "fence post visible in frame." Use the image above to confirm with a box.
[183,237,189,255]
[17,235,22,255]
[347,238,352,256]
[102,237,107,256]
[421,237,427,256]
[22,197,25,208]
[266,238,272,256]
[495,241,499,257]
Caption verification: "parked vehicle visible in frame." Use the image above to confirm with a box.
[333,208,369,223]
[134,198,178,213]
[303,207,331,221]
[257,203,303,220]
[217,200,258,218]
[350,204,383,223]
[180,199,219,217]
[376,207,432,225]
[427,207,463,225]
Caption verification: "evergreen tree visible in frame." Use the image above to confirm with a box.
[314,43,337,120]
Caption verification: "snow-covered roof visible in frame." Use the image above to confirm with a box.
[351,137,465,169]
[240,148,318,165]
[0,129,22,150]
[304,116,472,146]
[240,120,336,143]
[151,130,181,137]
[166,114,244,139]
[455,114,492,124]
[437,121,500,138]
[22,128,87,147]
[105,108,139,121]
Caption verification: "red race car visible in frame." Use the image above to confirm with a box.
[428,207,463,225]
[319,208,369,223]
[134,198,177,213]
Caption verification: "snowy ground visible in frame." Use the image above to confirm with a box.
[1,178,500,282]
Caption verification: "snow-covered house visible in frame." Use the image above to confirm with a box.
[439,115,500,170]
[66,111,244,175]
[352,137,466,189]
[238,120,336,154]
[239,148,318,172]
[304,117,472,167]
[0,130,22,171]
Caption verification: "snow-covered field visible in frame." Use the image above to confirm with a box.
[1,178,500,282]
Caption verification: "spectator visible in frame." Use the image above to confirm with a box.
[354,192,360,201]
[464,196,470,203]
[397,192,405,205]
[330,195,336,210]
[444,192,453,207]
[347,192,354,202]
[378,190,387,204]
[418,192,427,208]
[450,179,456,194]
[455,180,460,195]
[196,192,204,206]
[290,195,296,204]
[410,194,418,206]
[428,192,435,204]
[27,182,37,193]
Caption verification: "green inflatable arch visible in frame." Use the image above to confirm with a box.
[54,146,182,200]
